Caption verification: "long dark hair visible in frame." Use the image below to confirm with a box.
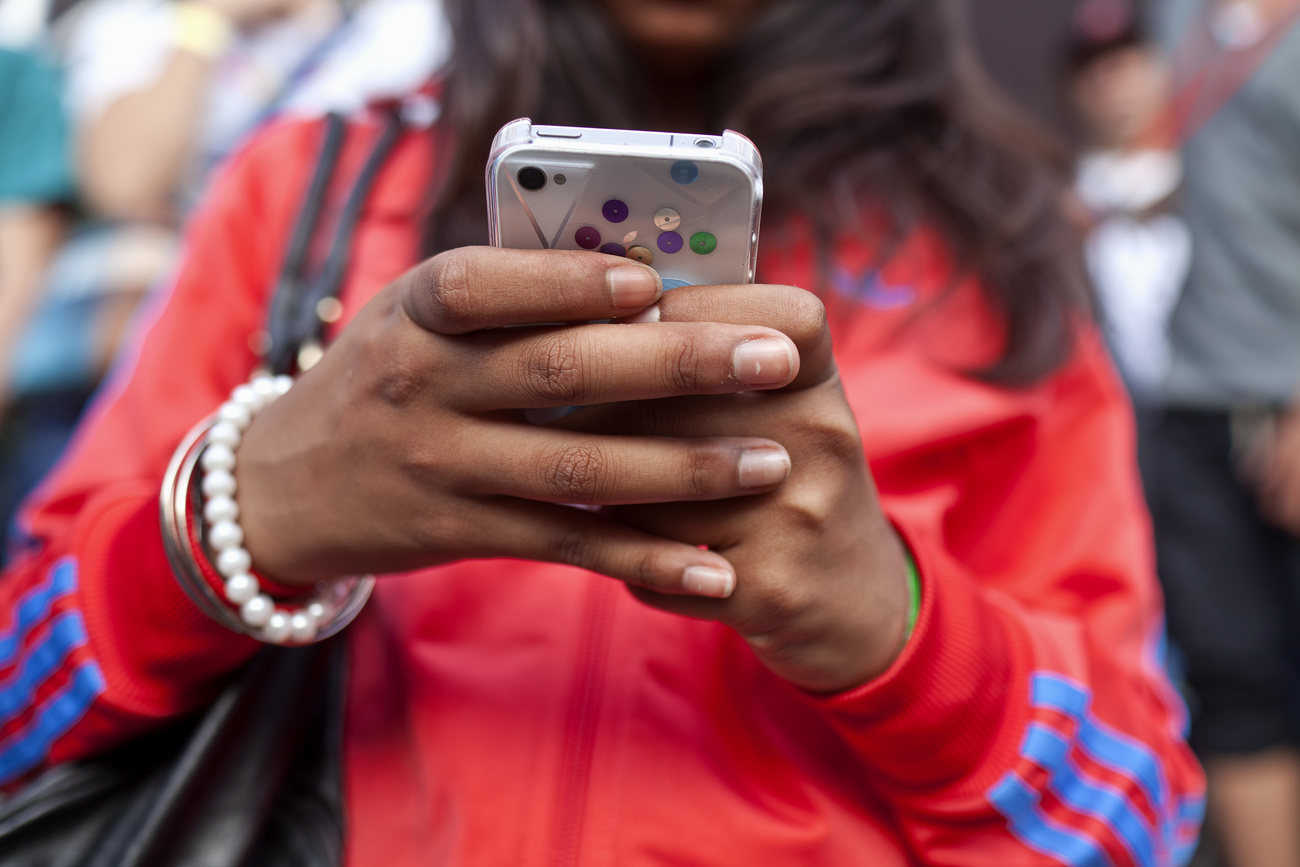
[427,0,1091,384]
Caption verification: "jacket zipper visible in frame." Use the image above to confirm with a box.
[553,579,616,867]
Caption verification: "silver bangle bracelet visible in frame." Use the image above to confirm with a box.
[160,412,374,645]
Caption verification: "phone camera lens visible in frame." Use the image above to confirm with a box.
[517,167,547,191]
[694,138,717,149]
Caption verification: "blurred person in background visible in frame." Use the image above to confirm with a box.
[0,0,1206,863]
[0,0,446,563]
[1146,0,1300,864]
[1066,0,1189,423]
[0,46,74,560]
[0,48,71,398]
[63,0,445,221]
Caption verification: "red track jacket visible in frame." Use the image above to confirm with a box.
[0,115,1204,866]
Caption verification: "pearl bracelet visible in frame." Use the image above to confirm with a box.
[160,373,374,645]
[201,373,310,642]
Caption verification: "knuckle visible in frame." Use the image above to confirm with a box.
[400,433,457,489]
[774,472,851,541]
[376,351,427,409]
[830,426,866,465]
[782,485,835,531]
[631,549,669,590]
[356,320,429,410]
[768,583,811,623]
[553,525,600,571]
[685,447,718,498]
[807,416,863,466]
[544,442,608,504]
[424,249,477,331]
[825,427,864,465]
[663,335,702,393]
[524,334,584,403]
[737,578,812,634]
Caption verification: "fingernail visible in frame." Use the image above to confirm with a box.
[732,337,796,387]
[738,447,791,488]
[608,265,661,310]
[682,565,735,598]
[622,303,660,324]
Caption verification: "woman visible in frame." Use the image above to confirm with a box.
[0,0,1204,863]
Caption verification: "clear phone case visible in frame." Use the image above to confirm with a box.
[487,118,763,288]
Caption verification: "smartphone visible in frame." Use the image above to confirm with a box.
[486,118,763,289]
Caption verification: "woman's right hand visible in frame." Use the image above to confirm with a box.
[234,246,802,597]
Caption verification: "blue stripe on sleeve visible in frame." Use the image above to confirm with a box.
[0,660,106,785]
[0,557,77,666]
[1031,674,1091,718]
[1022,723,1158,867]
[989,771,1115,867]
[1172,795,1206,866]
[0,611,90,726]
[1031,674,1167,817]
[1177,796,1205,825]
[1075,718,1166,815]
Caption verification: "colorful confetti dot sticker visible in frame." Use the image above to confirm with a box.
[602,199,629,223]
[670,161,698,185]
[689,232,716,255]
[657,232,683,254]
[626,245,653,265]
[654,208,681,231]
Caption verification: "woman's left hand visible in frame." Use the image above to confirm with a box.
[566,283,910,694]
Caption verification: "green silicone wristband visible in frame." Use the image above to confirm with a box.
[903,550,921,640]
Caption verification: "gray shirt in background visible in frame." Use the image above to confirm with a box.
[1158,0,1300,408]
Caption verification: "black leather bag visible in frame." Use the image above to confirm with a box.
[0,642,346,867]
[0,110,403,867]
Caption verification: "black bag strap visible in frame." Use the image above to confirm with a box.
[267,106,405,375]
[265,111,349,377]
